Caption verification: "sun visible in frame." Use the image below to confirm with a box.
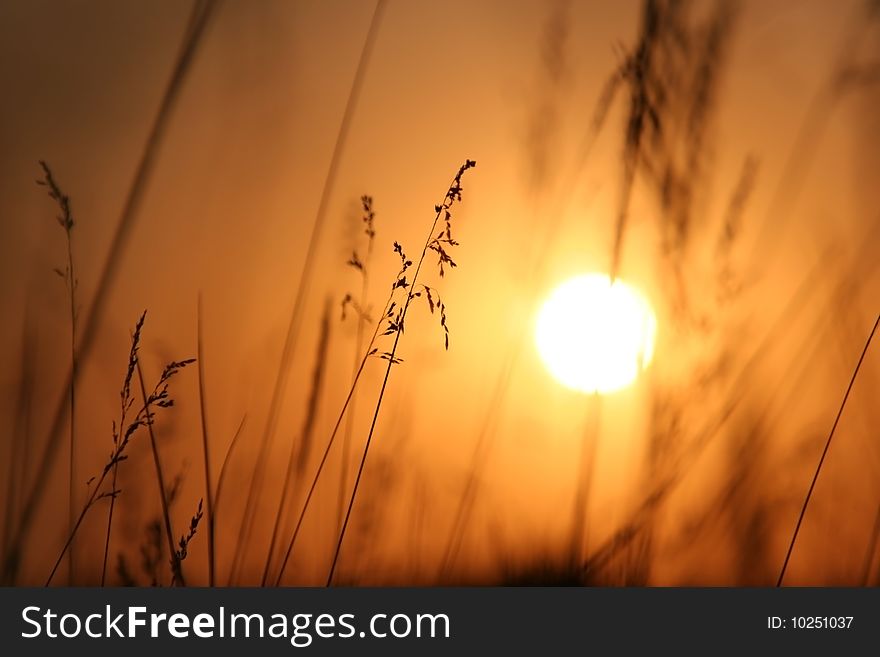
[535,273,657,394]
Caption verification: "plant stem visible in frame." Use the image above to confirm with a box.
[99,454,119,587]
[47,477,105,586]
[230,0,387,585]
[338,239,373,536]
[1,317,35,584]
[197,295,216,586]
[326,332,401,586]
[261,302,332,586]
[65,231,77,584]
[2,0,216,585]
[214,415,248,520]
[326,167,468,586]
[274,289,395,586]
[136,360,186,587]
[776,313,879,587]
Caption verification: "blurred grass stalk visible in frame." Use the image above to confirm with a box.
[261,301,332,586]
[327,159,476,586]
[570,395,600,569]
[338,196,377,542]
[273,278,401,585]
[136,358,186,587]
[228,0,387,585]
[36,161,79,583]
[45,314,195,586]
[1,0,217,585]
[0,315,36,584]
[197,294,216,586]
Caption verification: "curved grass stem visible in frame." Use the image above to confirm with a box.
[776,313,879,587]
[326,161,475,586]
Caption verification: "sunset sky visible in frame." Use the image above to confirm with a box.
[1,0,878,586]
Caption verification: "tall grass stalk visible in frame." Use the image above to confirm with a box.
[100,445,120,587]
[338,196,376,537]
[437,0,620,578]
[261,301,332,586]
[229,0,386,584]
[36,162,79,582]
[584,227,878,580]
[212,414,247,583]
[100,313,146,586]
[46,314,194,586]
[583,259,828,578]
[745,2,878,281]
[776,313,879,587]
[326,160,476,586]
[214,415,248,520]
[1,314,36,584]
[136,358,187,587]
[274,161,474,585]
[274,278,402,585]
[1,0,216,585]
[196,295,216,586]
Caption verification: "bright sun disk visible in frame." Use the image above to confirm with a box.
[535,273,657,394]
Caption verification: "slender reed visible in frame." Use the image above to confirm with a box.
[439,350,513,579]
[135,361,186,586]
[261,301,332,586]
[100,313,146,586]
[746,1,878,281]
[36,162,79,582]
[175,499,204,570]
[338,196,376,534]
[273,284,398,585]
[2,0,216,585]
[100,463,119,586]
[213,414,247,584]
[136,358,187,587]
[583,258,829,578]
[214,415,248,519]
[326,160,476,586]
[1,311,37,585]
[437,0,632,577]
[275,162,475,585]
[777,313,879,587]
[46,314,194,586]
[229,0,387,584]
[196,295,216,585]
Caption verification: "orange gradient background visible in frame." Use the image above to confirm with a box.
[0,0,879,586]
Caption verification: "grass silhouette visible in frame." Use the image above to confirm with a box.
[2,0,878,588]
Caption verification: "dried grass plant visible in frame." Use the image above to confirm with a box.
[46,312,195,586]
[36,161,80,583]
[326,159,476,585]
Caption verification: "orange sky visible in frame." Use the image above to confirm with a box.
[1,0,879,586]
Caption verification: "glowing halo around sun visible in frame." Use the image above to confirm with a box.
[535,273,657,394]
